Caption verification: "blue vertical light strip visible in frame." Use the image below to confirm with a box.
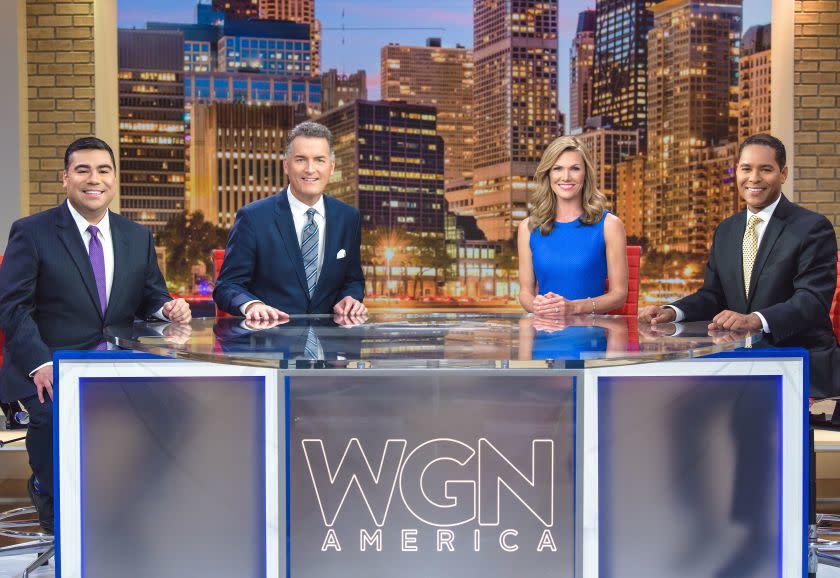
[53,360,62,578]
[705,347,809,575]
[802,351,811,578]
[258,375,267,578]
[78,377,87,577]
[285,375,291,578]
[778,370,784,578]
[597,376,612,578]
[571,375,578,578]
[52,351,164,578]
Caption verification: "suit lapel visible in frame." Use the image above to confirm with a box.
[730,211,748,311]
[55,202,103,320]
[314,196,339,298]
[746,195,790,308]
[107,215,130,322]
[275,189,310,297]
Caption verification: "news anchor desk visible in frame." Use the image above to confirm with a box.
[52,314,807,578]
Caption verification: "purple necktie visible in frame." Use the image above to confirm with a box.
[87,225,107,317]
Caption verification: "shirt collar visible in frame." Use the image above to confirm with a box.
[747,193,782,224]
[287,186,325,218]
[66,199,111,238]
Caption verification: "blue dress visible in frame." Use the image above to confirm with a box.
[529,211,608,300]
[531,326,608,360]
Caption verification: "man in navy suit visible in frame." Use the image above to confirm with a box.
[639,133,840,397]
[214,121,366,320]
[0,137,191,532]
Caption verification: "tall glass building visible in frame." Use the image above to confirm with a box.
[319,100,445,237]
[591,0,654,151]
[472,0,559,241]
[118,29,187,233]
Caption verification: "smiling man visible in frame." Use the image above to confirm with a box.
[0,137,191,533]
[639,133,840,397]
[214,121,366,320]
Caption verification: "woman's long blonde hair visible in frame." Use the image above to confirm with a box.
[529,136,606,235]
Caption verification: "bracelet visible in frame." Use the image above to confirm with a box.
[590,298,596,316]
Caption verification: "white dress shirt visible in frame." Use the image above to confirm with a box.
[67,199,115,303]
[666,194,783,333]
[241,187,327,314]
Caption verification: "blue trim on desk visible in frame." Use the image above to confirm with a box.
[54,350,166,577]
[706,346,809,577]
[285,376,291,578]
[52,360,60,577]
[571,375,578,578]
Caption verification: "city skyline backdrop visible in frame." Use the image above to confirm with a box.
[118,0,771,130]
[111,0,776,304]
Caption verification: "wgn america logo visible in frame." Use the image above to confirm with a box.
[302,438,558,553]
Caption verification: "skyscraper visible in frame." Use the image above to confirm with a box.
[570,10,595,134]
[319,100,445,236]
[615,154,646,239]
[381,39,474,206]
[591,0,654,150]
[472,0,560,241]
[118,29,186,233]
[257,0,320,74]
[258,0,313,22]
[190,102,295,228]
[646,0,742,254]
[739,24,771,144]
[217,19,312,74]
[320,68,367,112]
[211,1,320,73]
[212,0,259,20]
[577,127,639,210]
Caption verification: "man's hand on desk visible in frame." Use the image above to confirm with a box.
[32,366,53,403]
[333,312,368,327]
[708,310,762,332]
[638,322,678,339]
[333,296,367,317]
[638,305,676,325]
[707,328,749,345]
[162,323,193,345]
[243,317,288,331]
[244,302,289,322]
[163,298,192,323]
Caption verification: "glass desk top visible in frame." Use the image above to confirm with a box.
[104,313,760,369]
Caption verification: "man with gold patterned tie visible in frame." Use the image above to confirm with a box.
[639,133,840,397]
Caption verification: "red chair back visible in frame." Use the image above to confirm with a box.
[212,249,231,318]
[0,254,4,367]
[607,246,642,316]
[212,249,225,281]
[831,251,840,343]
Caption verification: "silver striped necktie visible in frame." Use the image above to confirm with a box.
[301,207,319,297]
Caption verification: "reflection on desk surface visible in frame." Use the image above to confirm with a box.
[104,313,759,369]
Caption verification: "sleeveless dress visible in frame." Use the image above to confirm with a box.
[529,211,609,300]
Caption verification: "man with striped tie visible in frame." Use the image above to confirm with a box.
[0,137,191,533]
[214,121,366,320]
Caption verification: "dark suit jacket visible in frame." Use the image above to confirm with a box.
[672,195,839,394]
[213,189,364,315]
[0,202,171,402]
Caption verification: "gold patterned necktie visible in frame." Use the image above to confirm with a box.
[742,213,762,297]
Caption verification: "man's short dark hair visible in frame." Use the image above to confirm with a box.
[739,133,786,169]
[285,121,334,159]
[64,137,117,171]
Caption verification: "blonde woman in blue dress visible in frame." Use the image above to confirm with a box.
[518,136,628,318]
